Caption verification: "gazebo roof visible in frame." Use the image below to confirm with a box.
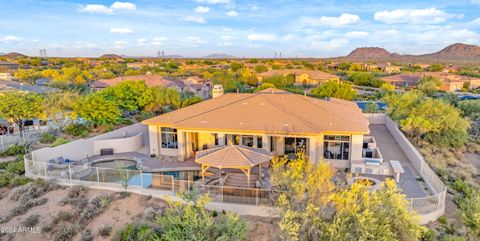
[195,145,271,169]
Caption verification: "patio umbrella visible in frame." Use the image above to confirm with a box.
[195,145,272,186]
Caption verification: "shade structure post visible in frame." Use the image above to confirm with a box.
[201,164,205,185]
[247,168,251,187]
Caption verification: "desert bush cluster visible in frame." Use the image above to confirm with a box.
[6,179,56,220]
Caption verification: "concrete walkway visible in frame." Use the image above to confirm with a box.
[369,124,430,198]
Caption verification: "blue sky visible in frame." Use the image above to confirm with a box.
[1,0,480,57]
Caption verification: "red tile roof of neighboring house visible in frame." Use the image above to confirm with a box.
[91,74,180,88]
[257,69,338,80]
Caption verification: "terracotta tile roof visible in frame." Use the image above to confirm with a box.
[195,145,271,168]
[381,72,480,84]
[257,69,338,80]
[91,74,180,88]
[143,88,369,135]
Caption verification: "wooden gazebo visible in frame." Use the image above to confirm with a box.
[195,145,272,187]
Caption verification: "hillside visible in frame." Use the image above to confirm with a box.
[419,43,480,60]
[342,43,480,62]
[99,54,123,59]
[1,52,27,58]
[203,53,238,59]
[346,47,392,59]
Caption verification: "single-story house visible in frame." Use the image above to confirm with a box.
[142,88,369,169]
[257,69,340,86]
[381,72,480,91]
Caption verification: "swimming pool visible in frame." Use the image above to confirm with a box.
[356,101,387,111]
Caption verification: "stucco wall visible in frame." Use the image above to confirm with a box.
[32,123,148,162]
[93,133,143,155]
[363,113,387,125]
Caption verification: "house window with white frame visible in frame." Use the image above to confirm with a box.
[161,127,178,149]
[323,135,350,160]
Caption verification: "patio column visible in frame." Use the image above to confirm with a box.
[217,133,226,146]
[177,130,186,161]
[262,135,269,152]
[247,168,251,187]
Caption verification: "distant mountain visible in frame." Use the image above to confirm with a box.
[419,43,480,60]
[99,54,123,59]
[203,53,238,59]
[346,47,393,59]
[1,52,27,58]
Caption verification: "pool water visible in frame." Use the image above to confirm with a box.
[91,159,138,169]
[355,101,387,111]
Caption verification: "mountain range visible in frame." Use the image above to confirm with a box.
[345,43,480,61]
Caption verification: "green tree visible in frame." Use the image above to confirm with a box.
[75,93,121,127]
[41,69,60,79]
[311,81,356,100]
[458,100,480,117]
[14,69,41,84]
[347,72,384,88]
[180,95,203,108]
[145,87,181,113]
[380,83,396,92]
[101,81,153,112]
[254,65,269,73]
[254,83,276,92]
[263,75,294,88]
[156,193,247,241]
[417,76,441,94]
[230,62,244,72]
[428,63,443,72]
[0,92,44,131]
[44,91,79,130]
[270,152,424,241]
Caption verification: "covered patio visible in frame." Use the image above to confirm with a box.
[195,145,272,188]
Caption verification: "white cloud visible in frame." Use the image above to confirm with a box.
[113,41,127,48]
[249,4,259,11]
[345,31,369,39]
[184,16,207,23]
[182,36,207,47]
[300,14,360,27]
[222,28,233,32]
[73,42,99,49]
[468,17,480,27]
[471,0,480,4]
[374,8,455,24]
[247,34,276,41]
[137,38,147,44]
[111,2,137,11]
[80,4,113,14]
[110,28,133,34]
[152,37,168,45]
[0,35,23,44]
[196,0,230,4]
[80,2,136,14]
[226,10,238,17]
[218,35,233,46]
[195,6,210,13]
[310,38,349,52]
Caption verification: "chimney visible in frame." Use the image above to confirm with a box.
[212,85,224,98]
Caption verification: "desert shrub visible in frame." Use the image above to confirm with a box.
[67,185,88,198]
[52,138,69,147]
[117,223,159,241]
[5,159,25,175]
[113,191,131,200]
[21,214,39,227]
[52,211,74,225]
[40,133,56,144]
[442,235,467,241]
[98,224,113,237]
[422,229,437,241]
[0,144,26,157]
[458,191,480,238]
[53,224,77,241]
[10,175,32,186]
[65,123,90,137]
[80,230,93,241]
[8,181,56,218]
[0,174,10,187]
[79,195,111,226]
[135,111,155,122]
[119,118,133,125]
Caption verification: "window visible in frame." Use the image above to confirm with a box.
[232,135,240,145]
[285,137,307,154]
[242,135,254,147]
[161,127,178,149]
[270,136,276,151]
[257,136,263,148]
[323,135,350,160]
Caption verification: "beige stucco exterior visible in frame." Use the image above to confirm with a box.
[146,125,364,169]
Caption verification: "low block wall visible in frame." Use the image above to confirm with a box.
[32,123,148,162]
[363,113,387,125]
[93,133,144,155]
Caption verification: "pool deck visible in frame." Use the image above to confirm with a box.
[87,152,201,173]
[369,124,430,198]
